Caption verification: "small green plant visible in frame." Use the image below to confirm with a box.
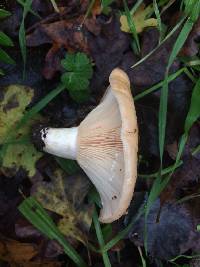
[101,0,115,14]
[0,8,15,75]
[17,0,33,79]
[61,52,93,103]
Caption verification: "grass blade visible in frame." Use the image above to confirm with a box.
[19,197,88,267]
[16,83,66,130]
[101,205,144,253]
[0,31,14,46]
[169,78,200,175]
[92,207,111,267]
[0,8,11,19]
[153,0,163,42]
[123,0,140,54]
[18,0,33,79]
[139,144,200,179]
[130,0,143,15]
[134,67,185,101]
[0,68,5,75]
[0,47,15,65]
[17,0,41,18]
[145,17,198,252]
[138,246,146,267]
[131,17,185,68]
[159,17,194,166]
[55,157,80,175]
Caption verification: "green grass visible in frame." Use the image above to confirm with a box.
[15,1,41,78]
[123,0,141,54]
[153,0,163,43]
[0,8,11,18]
[17,0,41,18]
[131,16,186,68]
[18,0,33,78]
[134,67,185,101]
[138,246,147,267]
[168,78,200,176]
[0,9,15,74]
[1,0,198,266]
[158,17,194,167]
[129,0,200,256]
[18,197,88,267]
[92,207,111,267]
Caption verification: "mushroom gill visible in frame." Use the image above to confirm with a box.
[77,88,125,222]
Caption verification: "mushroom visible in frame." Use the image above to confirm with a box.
[34,68,138,223]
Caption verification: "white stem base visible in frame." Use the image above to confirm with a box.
[41,127,78,160]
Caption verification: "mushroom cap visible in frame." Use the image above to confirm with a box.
[77,68,138,223]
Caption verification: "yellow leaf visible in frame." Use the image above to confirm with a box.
[0,85,43,177]
[33,169,93,245]
[120,4,158,34]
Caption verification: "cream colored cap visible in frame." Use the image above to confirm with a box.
[77,68,138,223]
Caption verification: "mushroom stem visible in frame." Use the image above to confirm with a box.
[41,127,78,160]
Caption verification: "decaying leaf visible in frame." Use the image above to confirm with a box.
[26,17,89,79]
[129,155,200,260]
[32,168,93,244]
[0,85,42,177]
[0,236,61,267]
[0,237,38,262]
[120,4,157,34]
[129,198,200,260]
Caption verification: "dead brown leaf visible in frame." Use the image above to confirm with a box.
[0,237,61,267]
[26,17,89,79]
[91,0,102,18]
[0,237,38,262]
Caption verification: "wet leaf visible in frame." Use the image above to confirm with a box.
[129,156,200,260]
[120,4,157,34]
[0,237,61,267]
[32,168,93,244]
[88,16,130,93]
[26,17,90,79]
[0,85,42,177]
[0,237,38,262]
[129,198,200,260]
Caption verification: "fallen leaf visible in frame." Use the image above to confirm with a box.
[129,198,200,260]
[0,85,33,138]
[88,16,130,93]
[160,157,200,205]
[32,168,93,244]
[129,155,200,260]
[0,85,43,177]
[166,122,200,160]
[0,236,61,267]
[26,17,89,79]
[0,237,38,262]
[120,4,157,34]
[91,0,102,18]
